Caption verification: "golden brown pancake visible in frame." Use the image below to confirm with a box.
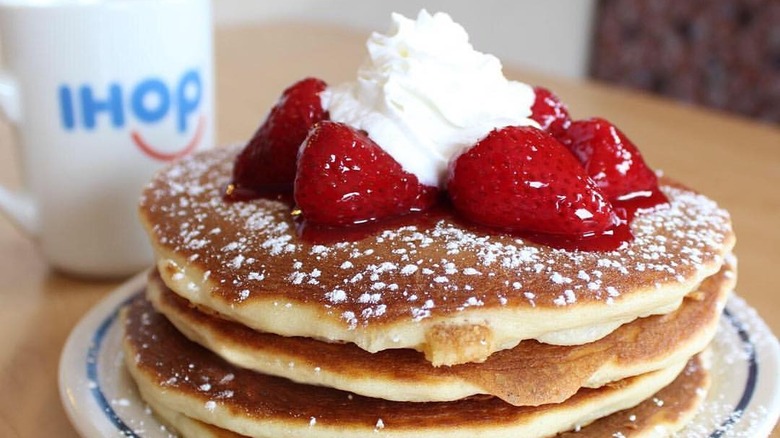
[122,295,709,437]
[139,147,735,365]
[559,352,710,437]
[151,401,247,438]
[144,357,709,438]
[146,258,733,406]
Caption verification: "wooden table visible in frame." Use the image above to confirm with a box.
[0,24,777,437]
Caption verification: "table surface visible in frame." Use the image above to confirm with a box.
[0,24,778,438]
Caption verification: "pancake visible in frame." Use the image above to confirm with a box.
[122,295,709,437]
[139,147,735,365]
[560,352,710,437]
[143,357,709,438]
[151,401,246,438]
[145,258,733,406]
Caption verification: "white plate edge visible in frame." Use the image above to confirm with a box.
[58,269,150,437]
[723,294,780,437]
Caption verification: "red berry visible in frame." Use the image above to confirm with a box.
[447,126,616,236]
[530,86,571,138]
[295,121,438,226]
[559,118,658,199]
[232,77,329,193]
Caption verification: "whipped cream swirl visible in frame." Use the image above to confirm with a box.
[322,10,538,188]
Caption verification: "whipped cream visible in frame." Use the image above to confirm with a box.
[322,10,538,188]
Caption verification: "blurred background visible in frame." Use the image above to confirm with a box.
[214,0,779,125]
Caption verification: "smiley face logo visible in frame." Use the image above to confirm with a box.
[59,68,207,162]
[132,114,205,161]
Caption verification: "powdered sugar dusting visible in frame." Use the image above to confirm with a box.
[141,148,734,330]
[673,295,779,437]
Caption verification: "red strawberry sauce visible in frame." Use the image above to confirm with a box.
[223,182,293,204]
[523,187,668,251]
[293,187,667,252]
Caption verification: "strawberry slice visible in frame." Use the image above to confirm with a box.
[447,126,616,236]
[295,121,438,226]
[232,77,329,195]
[530,86,571,138]
[559,117,658,199]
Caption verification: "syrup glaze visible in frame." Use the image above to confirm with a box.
[228,185,668,252]
[223,182,292,204]
[525,187,669,251]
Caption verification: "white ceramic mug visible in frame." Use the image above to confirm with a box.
[0,0,214,278]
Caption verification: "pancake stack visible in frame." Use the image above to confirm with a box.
[123,145,736,437]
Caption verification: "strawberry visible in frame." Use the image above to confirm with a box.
[530,86,571,138]
[232,77,329,194]
[447,126,616,236]
[295,121,438,226]
[559,118,658,199]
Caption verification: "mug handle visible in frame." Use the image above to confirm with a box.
[0,71,39,236]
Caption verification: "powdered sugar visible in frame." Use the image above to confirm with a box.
[141,148,734,330]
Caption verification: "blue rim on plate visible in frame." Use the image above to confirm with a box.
[60,274,780,438]
[85,292,140,437]
[711,308,758,438]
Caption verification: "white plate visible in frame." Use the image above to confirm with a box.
[59,272,780,437]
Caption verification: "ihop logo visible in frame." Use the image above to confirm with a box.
[58,68,206,161]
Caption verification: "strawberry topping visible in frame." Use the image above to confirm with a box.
[228,78,664,251]
[559,117,659,199]
[447,126,617,236]
[231,77,329,195]
[530,86,571,138]
[295,121,438,226]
